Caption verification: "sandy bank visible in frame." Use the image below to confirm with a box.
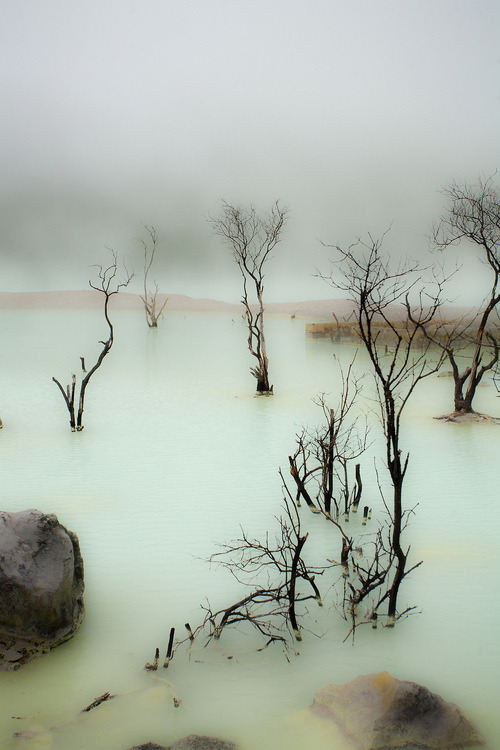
[0,291,472,325]
[0,291,360,320]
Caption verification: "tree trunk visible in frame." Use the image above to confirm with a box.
[453,394,475,413]
[256,372,272,393]
[386,469,406,626]
[288,534,307,640]
[453,373,475,413]
[255,289,272,393]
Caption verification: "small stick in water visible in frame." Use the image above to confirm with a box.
[352,463,362,512]
[144,647,160,671]
[184,623,194,641]
[163,627,175,668]
[362,506,369,526]
[371,612,378,629]
[81,692,115,713]
[341,539,350,578]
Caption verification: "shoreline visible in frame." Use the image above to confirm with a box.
[0,291,472,323]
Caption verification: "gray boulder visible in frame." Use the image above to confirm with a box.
[311,672,484,749]
[128,737,237,750]
[0,509,84,670]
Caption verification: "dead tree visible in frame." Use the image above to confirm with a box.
[429,176,500,416]
[140,225,168,328]
[177,498,324,651]
[211,201,288,393]
[53,250,133,431]
[288,362,367,521]
[284,368,400,635]
[321,233,443,625]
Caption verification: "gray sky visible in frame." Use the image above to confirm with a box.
[1,0,499,302]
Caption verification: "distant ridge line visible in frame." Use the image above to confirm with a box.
[0,291,471,321]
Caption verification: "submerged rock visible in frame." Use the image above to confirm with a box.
[168,737,237,750]
[0,509,84,670]
[311,672,484,749]
[128,737,237,750]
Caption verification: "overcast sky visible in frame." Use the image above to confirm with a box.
[1,0,499,302]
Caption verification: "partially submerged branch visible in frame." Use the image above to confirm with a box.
[174,497,324,652]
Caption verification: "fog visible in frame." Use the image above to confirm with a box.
[1,0,499,302]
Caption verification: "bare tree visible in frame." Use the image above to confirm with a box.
[284,367,407,638]
[53,250,133,431]
[177,498,324,652]
[140,225,168,328]
[168,356,414,655]
[211,201,288,393]
[156,342,426,660]
[288,362,367,521]
[321,233,443,625]
[428,176,500,416]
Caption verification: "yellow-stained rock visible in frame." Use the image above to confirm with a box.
[311,672,484,749]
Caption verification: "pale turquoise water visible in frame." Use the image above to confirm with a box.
[0,309,498,749]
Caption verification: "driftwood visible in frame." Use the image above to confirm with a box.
[12,678,181,740]
[13,691,116,739]
[80,691,116,713]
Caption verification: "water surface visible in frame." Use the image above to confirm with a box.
[0,310,498,749]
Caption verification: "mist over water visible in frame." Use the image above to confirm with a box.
[0,309,498,749]
[1,1,500,303]
[1,2,500,744]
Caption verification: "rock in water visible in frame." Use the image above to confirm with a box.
[128,737,237,750]
[0,509,84,670]
[168,737,237,750]
[311,672,484,749]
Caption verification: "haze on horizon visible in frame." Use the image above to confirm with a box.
[1,0,499,305]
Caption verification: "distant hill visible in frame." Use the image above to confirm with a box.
[0,290,474,323]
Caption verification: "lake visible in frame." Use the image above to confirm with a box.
[0,308,498,750]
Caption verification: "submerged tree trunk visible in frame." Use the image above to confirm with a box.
[386,462,407,626]
[256,372,272,393]
[454,393,475,414]
[255,290,272,393]
[452,366,475,414]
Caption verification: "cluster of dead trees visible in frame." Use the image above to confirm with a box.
[147,175,500,660]
[51,175,500,431]
[212,177,500,414]
[48,178,500,652]
[159,234,446,658]
[52,224,166,431]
